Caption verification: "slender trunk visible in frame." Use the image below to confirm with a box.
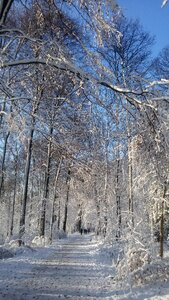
[96,203,101,235]
[115,103,121,239]
[103,140,109,237]
[19,97,39,241]
[6,191,12,238]
[0,101,14,199]
[116,157,121,239]
[63,169,71,232]
[57,197,61,230]
[128,146,133,218]
[160,185,167,258]
[29,157,35,229]
[126,107,134,227]
[77,204,82,233]
[49,156,62,240]
[19,127,34,239]
[39,126,53,237]
[122,66,134,227]
[94,177,101,235]
[10,157,18,237]
[0,97,6,127]
[0,131,10,198]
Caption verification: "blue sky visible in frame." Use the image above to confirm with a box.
[118,0,169,57]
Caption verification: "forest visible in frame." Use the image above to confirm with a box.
[0,0,169,297]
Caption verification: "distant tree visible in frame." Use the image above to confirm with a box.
[153,45,169,80]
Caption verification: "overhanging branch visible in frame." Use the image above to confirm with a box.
[1,57,166,108]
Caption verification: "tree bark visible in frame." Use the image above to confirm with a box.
[160,185,167,258]
[115,103,121,239]
[63,168,71,232]
[10,155,18,237]
[94,177,101,235]
[126,107,134,227]
[116,157,121,239]
[0,131,10,198]
[0,97,7,127]
[77,204,82,234]
[19,127,34,239]
[39,126,53,237]
[57,197,61,230]
[103,138,109,237]
[19,97,39,241]
[29,157,35,229]
[49,156,62,240]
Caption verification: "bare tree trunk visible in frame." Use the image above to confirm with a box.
[19,97,39,241]
[94,177,101,235]
[103,139,109,237]
[160,185,167,258]
[128,146,133,216]
[29,157,35,229]
[77,204,82,234]
[49,156,62,240]
[19,127,34,240]
[115,102,121,239]
[0,131,10,198]
[10,155,18,237]
[6,191,12,238]
[63,168,71,232]
[57,197,61,230]
[39,126,53,237]
[0,96,7,127]
[116,157,121,239]
[126,107,134,227]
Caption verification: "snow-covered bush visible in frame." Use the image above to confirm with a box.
[31,236,46,246]
[127,249,151,271]
[132,258,169,286]
[117,247,151,281]
[8,239,24,247]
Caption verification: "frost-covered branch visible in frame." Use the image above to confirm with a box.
[144,79,169,90]
[0,28,43,43]
[162,0,168,7]
[1,57,166,108]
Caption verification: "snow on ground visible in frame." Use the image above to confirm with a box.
[0,234,169,299]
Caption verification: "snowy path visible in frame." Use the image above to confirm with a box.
[1,234,169,299]
[0,234,115,300]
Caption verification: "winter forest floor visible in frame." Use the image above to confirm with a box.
[0,234,169,299]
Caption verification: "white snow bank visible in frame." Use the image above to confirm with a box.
[1,239,37,259]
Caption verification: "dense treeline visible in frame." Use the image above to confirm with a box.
[0,0,168,262]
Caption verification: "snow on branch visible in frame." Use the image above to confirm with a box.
[162,0,168,7]
[0,28,43,43]
[1,57,168,108]
[144,79,169,90]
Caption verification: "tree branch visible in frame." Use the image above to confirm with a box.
[1,57,168,107]
[0,0,13,26]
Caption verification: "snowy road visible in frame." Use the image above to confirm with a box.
[0,234,116,300]
[1,234,169,299]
